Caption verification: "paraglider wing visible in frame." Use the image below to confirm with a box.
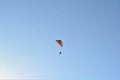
[56,40,63,47]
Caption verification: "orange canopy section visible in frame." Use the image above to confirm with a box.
[56,40,63,47]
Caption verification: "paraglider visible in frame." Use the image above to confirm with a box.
[56,40,63,54]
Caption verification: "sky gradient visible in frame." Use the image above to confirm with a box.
[0,0,120,80]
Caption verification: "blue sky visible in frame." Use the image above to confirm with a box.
[0,0,120,80]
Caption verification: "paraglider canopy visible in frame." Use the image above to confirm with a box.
[56,40,63,47]
[56,40,63,54]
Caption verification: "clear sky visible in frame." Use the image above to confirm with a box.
[0,0,120,80]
